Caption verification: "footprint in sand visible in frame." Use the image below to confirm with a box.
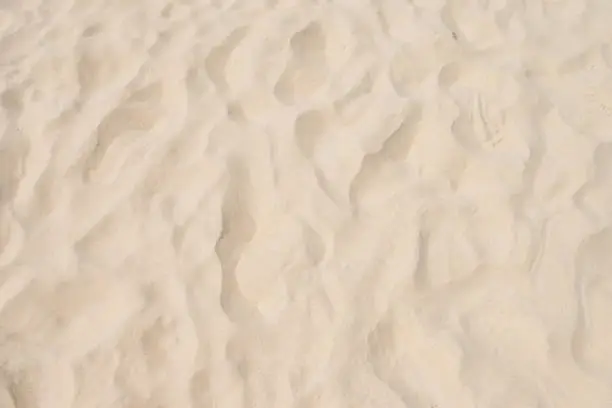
[274,21,328,105]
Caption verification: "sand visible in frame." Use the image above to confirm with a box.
[1,0,612,407]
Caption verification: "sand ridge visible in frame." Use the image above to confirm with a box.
[1,0,612,407]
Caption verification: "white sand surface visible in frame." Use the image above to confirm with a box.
[1,0,612,407]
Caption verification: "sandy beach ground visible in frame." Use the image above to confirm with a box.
[1,0,612,407]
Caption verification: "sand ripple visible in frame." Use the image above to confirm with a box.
[1,1,612,407]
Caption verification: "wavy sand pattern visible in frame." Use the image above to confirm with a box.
[1,0,612,407]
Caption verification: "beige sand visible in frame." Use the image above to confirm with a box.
[1,0,612,407]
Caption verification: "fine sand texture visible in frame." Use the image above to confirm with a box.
[2,0,612,407]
